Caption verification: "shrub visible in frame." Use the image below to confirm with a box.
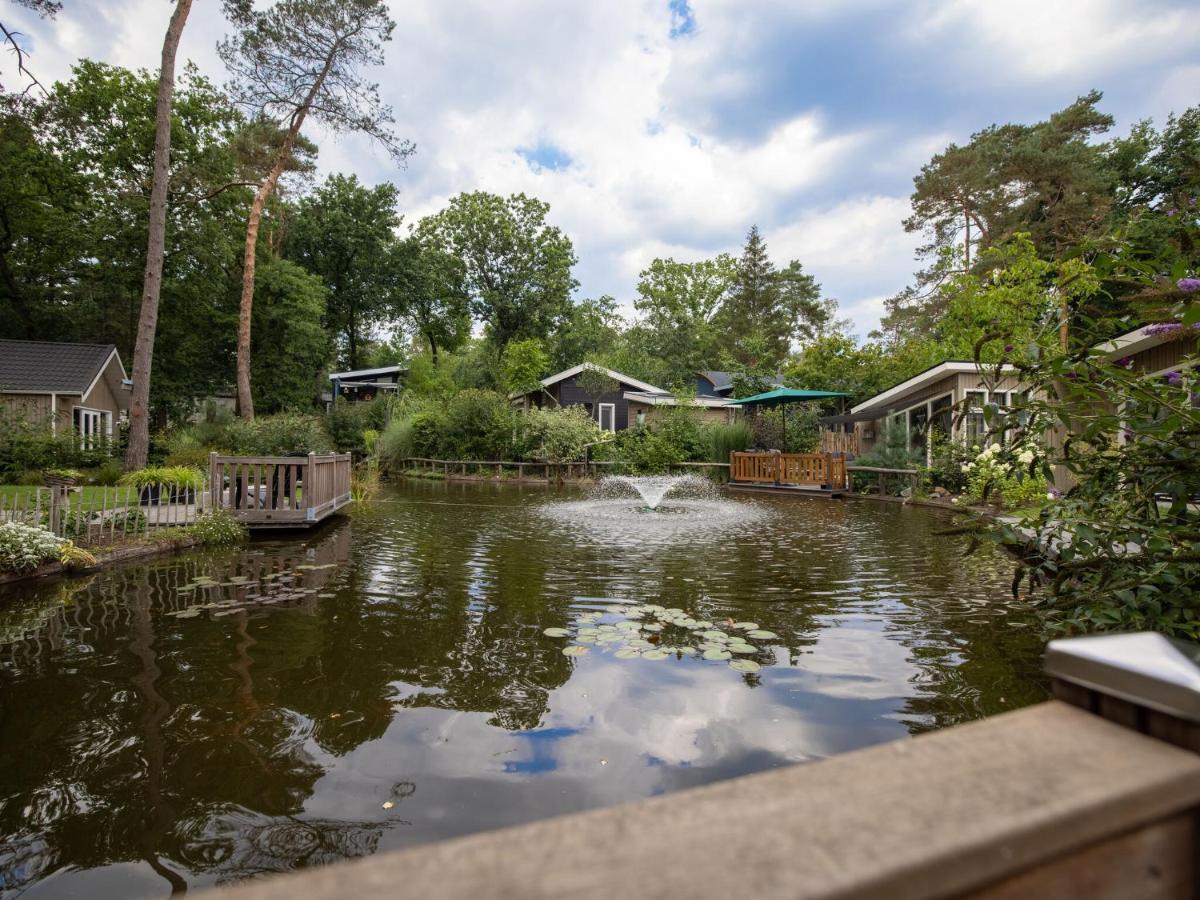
[602,429,684,474]
[224,412,332,455]
[439,390,517,459]
[87,459,124,486]
[927,430,974,494]
[962,442,1047,509]
[189,510,247,546]
[706,421,752,463]
[120,465,205,491]
[58,543,97,569]
[516,406,605,463]
[746,404,821,453]
[326,398,387,456]
[0,411,116,480]
[655,406,708,461]
[163,443,213,470]
[852,424,922,495]
[0,522,64,573]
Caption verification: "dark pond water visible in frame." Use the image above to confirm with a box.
[0,480,1047,897]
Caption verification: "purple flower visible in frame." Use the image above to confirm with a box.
[1178,278,1200,293]
[1047,487,1062,499]
[1143,322,1200,337]
[1115,356,1134,369]
[1165,371,1183,386]
[1167,209,1179,217]
[1003,344,1014,353]
[1063,371,1078,380]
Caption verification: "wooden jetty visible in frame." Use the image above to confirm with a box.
[728,451,847,497]
[208,452,352,528]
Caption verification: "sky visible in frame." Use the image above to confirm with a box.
[3,0,1199,338]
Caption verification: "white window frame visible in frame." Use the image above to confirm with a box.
[73,406,111,450]
[597,402,616,432]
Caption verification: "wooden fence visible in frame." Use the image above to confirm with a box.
[0,482,203,545]
[729,452,847,489]
[397,458,731,481]
[208,453,352,527]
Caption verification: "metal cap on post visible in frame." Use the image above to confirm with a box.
[1045,632,1200,752]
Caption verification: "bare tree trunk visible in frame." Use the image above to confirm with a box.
[235,51,338,420]
[125,0,194,471]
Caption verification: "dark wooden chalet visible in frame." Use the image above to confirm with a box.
[328,365,407,403]
[510,363,673,432]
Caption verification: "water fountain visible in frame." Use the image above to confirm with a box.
[599,474,709,510]
[539,473,767,546]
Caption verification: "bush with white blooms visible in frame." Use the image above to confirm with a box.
[0,521,66,573]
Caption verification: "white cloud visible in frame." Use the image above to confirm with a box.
[2,0,1196,340]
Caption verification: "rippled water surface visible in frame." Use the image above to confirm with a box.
[0,481,1047,897]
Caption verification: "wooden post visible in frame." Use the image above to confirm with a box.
[306,452,316,521]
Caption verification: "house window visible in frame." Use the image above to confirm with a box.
[962,390,987,447]
[908,405,929,452]
[930,394,953,438]
[597,403,616,432]
[73,407,110,450]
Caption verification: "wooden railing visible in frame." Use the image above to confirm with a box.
[729,452,847,489]
[208,452,352,526]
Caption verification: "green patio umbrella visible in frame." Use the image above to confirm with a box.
[725,388,850,450]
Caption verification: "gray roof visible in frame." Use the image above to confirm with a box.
[0,340,119,393]
[698,370,786,393]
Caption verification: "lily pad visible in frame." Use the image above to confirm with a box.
[562,645,589,656]
[543,627,570,638]
[614,648,641,659]
[597,624,618,632]
[702,630,728,641]
[676,646,698,656]
[576,634,597,644]
[605,605,628,614]
[732,622,759,631]
[729,659,761,673]
[616,621,641,631]
[642,650,669,660]
[642,623,663,632]
[746,630,778,640]
[702,648,732,661]
[728,644,757,654]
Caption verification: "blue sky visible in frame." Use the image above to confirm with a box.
[3,0,1198,338]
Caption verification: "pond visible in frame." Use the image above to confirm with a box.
[0,480,1047,897]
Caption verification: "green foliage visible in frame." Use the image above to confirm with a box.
[224,413,332,455]
[853,425,922,495]
[326,398,387,455]
[418,191,578,348]
[119,466,205,491]
[746,404,821,454]
[785,333,905,406]
[58,542,97,570]
[388,233,472,363]
[988,315,1200,637]
[516,406,605,463]
[0,522,63,573]
[706,422,752,463]
[500,338,550,395]
[189,510,248,546]
[602,429,683,474]
[927,430,974,494]
[654,405,708,461]
[0,411,115,481]
[249,255,330,413]
[86,460,124,486]
[283,173,400,370]
[961,442,1047,509]
[550,295,622,371]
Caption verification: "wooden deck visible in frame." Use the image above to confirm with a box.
[208,452,352,528]
[728,451,847,497]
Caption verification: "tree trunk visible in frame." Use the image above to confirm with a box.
[426,331,439,366]
[124,0,193,471]
[235,52,337,420]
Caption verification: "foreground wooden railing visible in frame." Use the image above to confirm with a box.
[208,452,351,527]
[214,633,1200,900]
[729,451,847,489]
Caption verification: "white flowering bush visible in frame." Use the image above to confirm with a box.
[0,521,65,573]
[961,441,1048,509]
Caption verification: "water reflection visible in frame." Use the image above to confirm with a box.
[0,482,1046,897]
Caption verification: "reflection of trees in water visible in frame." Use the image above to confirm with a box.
[0,525,361,895]
[175,807,391,885]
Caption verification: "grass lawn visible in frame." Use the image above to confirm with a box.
[0,484,132,505]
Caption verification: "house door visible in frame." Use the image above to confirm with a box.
[598,403,615,432]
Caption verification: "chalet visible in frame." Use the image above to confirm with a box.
[845,322,1197,463]
[510,363,735,431]
[329,365,407,403]
[849,360,1024,457]
[0,340,130,447]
